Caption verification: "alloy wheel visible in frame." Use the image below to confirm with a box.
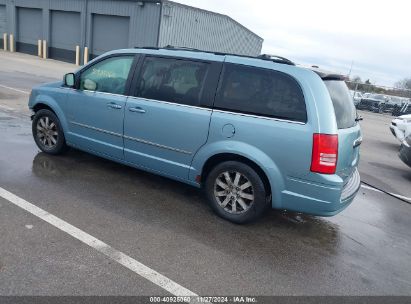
[214,171,254,214]
[36,116,58,149]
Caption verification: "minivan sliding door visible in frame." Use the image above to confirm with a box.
[124,55,222,180]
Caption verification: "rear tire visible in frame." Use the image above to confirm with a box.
[32,109,68,155]
[205,161,269,224]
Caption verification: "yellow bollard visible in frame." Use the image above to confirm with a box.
[38,40,42,57]
[9,34,14,52]
[75,45,80,66]
[42,40,47,59]
[3,33,7,51]
[84,47,89,65]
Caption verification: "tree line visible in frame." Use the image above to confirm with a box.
[346,76,411,98]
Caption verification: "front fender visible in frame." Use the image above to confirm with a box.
[189,140,285,208]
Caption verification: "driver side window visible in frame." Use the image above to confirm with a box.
[80,56,134,95]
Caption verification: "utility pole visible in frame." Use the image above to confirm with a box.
[348,60,354,78]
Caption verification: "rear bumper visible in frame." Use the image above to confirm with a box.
[356,103,378,111]
[390,124,405,142]
[278,169,361,216]
[399,142,411,168]
[356,104,369,110]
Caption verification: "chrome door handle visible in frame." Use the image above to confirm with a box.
[129,107,146,114]
[107,103,122,110]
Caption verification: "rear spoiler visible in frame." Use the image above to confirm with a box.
[309,67,347,81]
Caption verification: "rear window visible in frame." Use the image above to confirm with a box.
[215,64,307,122]
[324,80,357,129]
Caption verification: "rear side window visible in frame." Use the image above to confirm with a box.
[136,57,208,106]
[324,81,357,129]
[215,64,307,122]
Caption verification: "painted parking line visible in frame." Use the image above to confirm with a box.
[0,186,198,297]
[361,184,411,203]
[0,104,15,111]
[0,84,30,95]
[361,184,383,193]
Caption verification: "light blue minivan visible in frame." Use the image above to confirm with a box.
[29,47,362,223]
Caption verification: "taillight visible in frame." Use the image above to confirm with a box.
[311,134,338,174]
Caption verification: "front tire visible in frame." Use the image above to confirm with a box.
[205,161,269,224]
[32,109,68,155]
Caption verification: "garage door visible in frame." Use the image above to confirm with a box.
[17,7,42,55]
[91,14,130,58]
[0,5,6,48]
[50,10,81,62]
[0,5,6,34]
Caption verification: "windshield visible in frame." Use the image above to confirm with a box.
[324,80,357,129]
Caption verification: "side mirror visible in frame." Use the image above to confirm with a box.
[83,79,97,91]
[64,73,75,88]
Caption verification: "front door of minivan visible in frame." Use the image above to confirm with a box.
[124,55,222,180]
[66,55,136,159]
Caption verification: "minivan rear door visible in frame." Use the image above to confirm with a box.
[324,80,361,182]
[124,55,222,180]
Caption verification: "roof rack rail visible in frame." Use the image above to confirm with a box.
[137,45,214,54]
[164,45,203,52]
[134,46,296,66]
[136,46,160,50]
[258,54,295,66]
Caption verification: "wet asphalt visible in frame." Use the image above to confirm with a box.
[0,52,411,296]
[358,110,411,198]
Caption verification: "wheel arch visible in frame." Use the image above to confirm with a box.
[201,153,272,197]
[191,142,286,208]
[31,100,68,133]
[32,103,56,114]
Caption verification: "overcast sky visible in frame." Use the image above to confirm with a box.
[176,0,411,87]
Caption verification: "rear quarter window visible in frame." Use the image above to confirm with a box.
[324,80,357,129]
[215,64,307,122]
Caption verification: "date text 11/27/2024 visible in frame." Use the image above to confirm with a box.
[149,296,257,303]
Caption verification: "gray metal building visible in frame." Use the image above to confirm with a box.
[0,0,263,62]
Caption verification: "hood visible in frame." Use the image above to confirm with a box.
[398,114,411,120]
[34,81,64,90]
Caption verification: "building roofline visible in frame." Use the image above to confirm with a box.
[162,0,263,42]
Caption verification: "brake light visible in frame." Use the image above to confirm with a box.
[311,134,338,174]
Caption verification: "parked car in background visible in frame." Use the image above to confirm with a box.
[349,90,362,106]
[356,94,388,112]
[399,135,411,168]
[390,114,411,142]
[28,47,362,223]
[392,99,411,116]
[379,96,406,114]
